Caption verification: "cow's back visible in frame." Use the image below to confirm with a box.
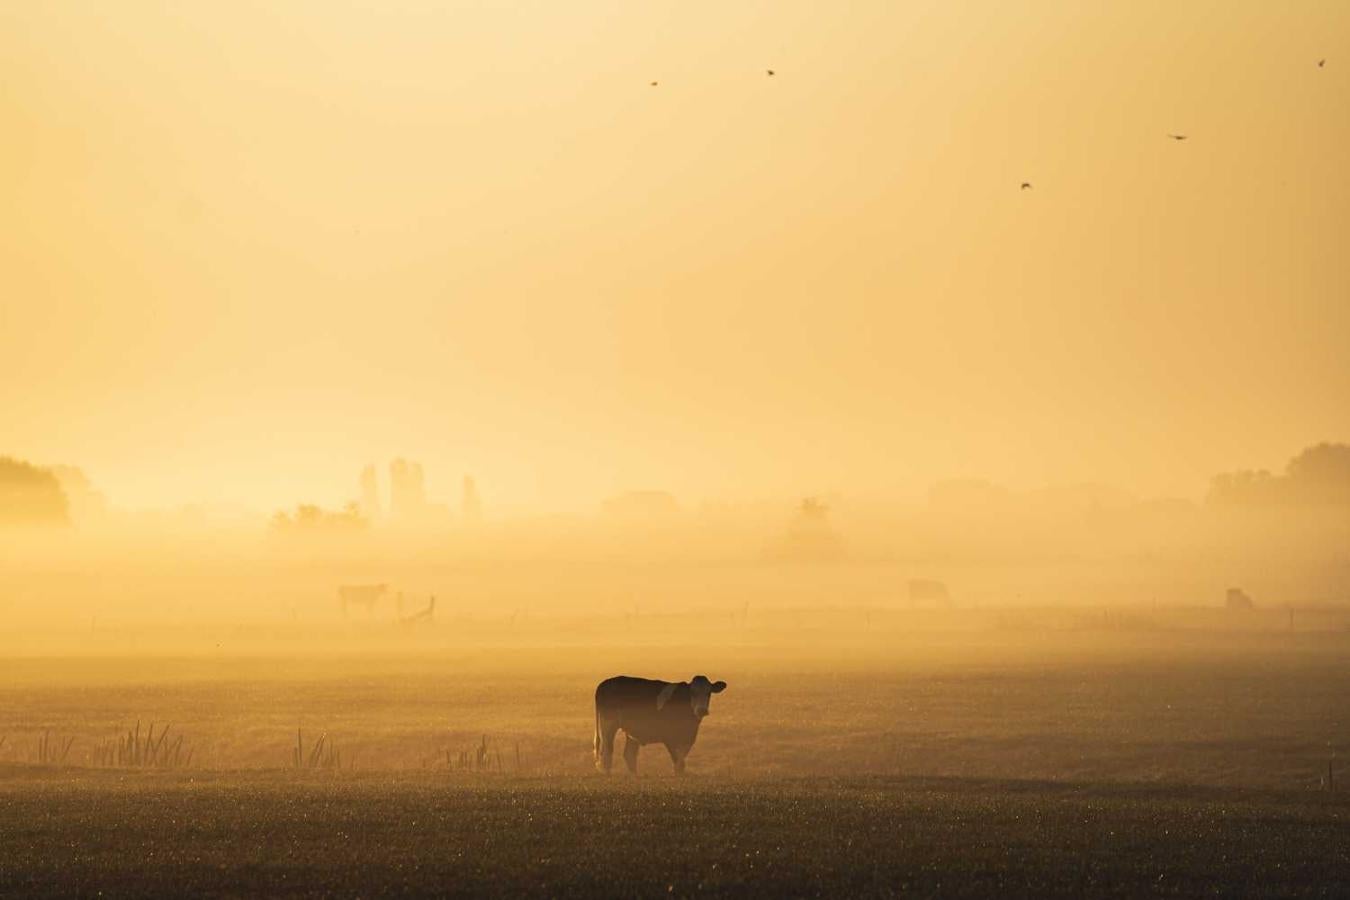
[339,584,385,603]
[596,675,664,711]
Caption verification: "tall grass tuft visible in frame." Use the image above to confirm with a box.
[34,731,75,765]
[293,728,343,769]
[446,735,507,772]
[93,721,194,769]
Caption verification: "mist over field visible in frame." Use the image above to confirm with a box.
[5,442,1350,638]
[3,444,1348,780]
[4,0,1350,895]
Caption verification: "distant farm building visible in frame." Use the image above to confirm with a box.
[461,475,483,524]
[389,459,427,520]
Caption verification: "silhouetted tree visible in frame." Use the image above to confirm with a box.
[48,465,107,524]
[1208,442,1350,507]
[799,496,828,521]
[270,501,367,533]
[1285,442,1350,505]
[0,456,70,526]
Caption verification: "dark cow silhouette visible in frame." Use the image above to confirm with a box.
[338,583,387,617]
[1226,587,1254,610]
[908,578,951,607]
[594,675,727,775]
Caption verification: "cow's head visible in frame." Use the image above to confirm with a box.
[688,675,727,719]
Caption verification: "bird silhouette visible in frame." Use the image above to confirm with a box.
[1318,59,1326,68]
[767,69,775,76]
[1167,134,1188,141]
[650,81,658,87]
[1020,182,1032,190]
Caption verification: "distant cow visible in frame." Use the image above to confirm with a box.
[398,596,436,626]
[1226,587,1254,610]
[338,583,388,617]
[594,675,727,775]
[908,579,951,607]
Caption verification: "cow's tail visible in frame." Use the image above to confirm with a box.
[593,702,601,769]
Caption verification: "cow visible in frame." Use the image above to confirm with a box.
[1226,587,1254,610]
[908,578,951,607]
[338,583,388,617]
[594,675,727,775]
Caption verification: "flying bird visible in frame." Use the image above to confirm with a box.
[1020,182,1032,190]
[1318,59,1326,68]
[1167,134,1188,141]
[767,69,775,76]
[650,81,658,87]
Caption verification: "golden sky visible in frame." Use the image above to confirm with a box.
[3,1,1347,511]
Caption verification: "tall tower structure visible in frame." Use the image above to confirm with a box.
[389,458,426,520]
[461,475,482,525]
[359,464,381,520]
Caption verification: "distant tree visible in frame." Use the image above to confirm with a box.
[1207,469,1280,506]
[1284,442,1350,505]
[270,500,367,534]
[799,496,829,521]
[768,495,844,563]
[1208,443,1350,507]
[48,465,107,524]
[0,456,70,527]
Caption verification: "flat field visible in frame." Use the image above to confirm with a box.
[2,770,1347,898]
[1,619,1347,896]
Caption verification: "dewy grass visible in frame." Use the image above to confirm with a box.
[91,721,194,769]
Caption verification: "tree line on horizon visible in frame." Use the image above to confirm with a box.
[0,456,69,526]
[1206,443,1350,509]
[4,443,1350,530]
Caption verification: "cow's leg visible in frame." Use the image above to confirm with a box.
[622,734,640,775]
[599,717,618,777]
[666,744,687,775]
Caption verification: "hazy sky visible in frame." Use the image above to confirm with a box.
[3,1,1347,512]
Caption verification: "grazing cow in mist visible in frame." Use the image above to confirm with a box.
[594,675,727,775]
[908,579,951,607]
[338,583,388,617]
[1226,587,1254,610]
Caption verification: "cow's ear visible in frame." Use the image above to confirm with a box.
[711,681,727,693]
[656,683,677,710]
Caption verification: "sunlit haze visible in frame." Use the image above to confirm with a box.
[4,5,1350,895]
[5,1,1347,513]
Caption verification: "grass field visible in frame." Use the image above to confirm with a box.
[1,620,1347,895]
[2,770,1347,897]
